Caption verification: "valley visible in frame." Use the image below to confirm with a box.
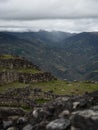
[0,31,98,81]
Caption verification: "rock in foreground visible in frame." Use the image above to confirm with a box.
[46,118,70,130]
[0,91,98,130]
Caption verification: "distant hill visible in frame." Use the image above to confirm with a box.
[60,32,98,80]
[0,31,98,81]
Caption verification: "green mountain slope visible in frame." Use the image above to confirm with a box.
[0,31,98,81]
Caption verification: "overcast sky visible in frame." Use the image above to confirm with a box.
[0,0,98,32]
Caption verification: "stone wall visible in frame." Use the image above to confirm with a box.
[0,58,40,70]
[0,71,56,85]
[0,56,56,85]
[0,92,98,130]
[19,72,56,83]
[0,71,18,85]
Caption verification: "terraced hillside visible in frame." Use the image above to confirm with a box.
[0,55,98,110]
[0,55,56,85]
[0,55,57,108]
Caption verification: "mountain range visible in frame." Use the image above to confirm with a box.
[0,30,98,81]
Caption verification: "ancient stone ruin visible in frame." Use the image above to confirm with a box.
[1,55,98,130]
[0,56,40,70]
[0,71,18,85]
[0,55,56,85]
[0,90,98,130]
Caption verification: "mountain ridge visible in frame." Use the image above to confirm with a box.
[0,31,98,81]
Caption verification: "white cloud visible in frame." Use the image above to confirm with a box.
[0,0,98,32]
[0,19,98,32]
[0,0,98,20]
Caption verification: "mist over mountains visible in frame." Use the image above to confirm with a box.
[0,30,98,81]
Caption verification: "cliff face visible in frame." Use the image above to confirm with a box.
[0,55,56,85]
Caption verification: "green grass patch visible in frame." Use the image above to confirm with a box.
[93,70,98,73]
[0,67,41,74]
[35,98,50,104]
[0,67,6,71]
[0,67,11,71]
[30,80,98,95]
[16,68,41,74]
[0,80,98,95]
[0,54,15,59]
[0,82,26,93]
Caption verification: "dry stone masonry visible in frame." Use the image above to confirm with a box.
[0,55,56,85]
[0,71,18,85]
[19,72,56,83]
[0,91,98,130]
[0,56,40,70]
[1,55,98,130]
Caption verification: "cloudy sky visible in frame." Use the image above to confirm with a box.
[0,0,98,32]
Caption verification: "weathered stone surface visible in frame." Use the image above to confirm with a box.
[19,72,56,83]
[0,107,25,119]
[45,96,73,116]
[0,87,98,130]
[73,102,80,109]
[0,70,56,85]
[6,127,18,130]
[32,109,39,119]
[71,95,93,110]
[71,126,80,130]
[17,117,28,124]
[3,120,13,129]
[58,110,70,118]
[46,118,70,130]
[22,124,33,130]
[0,71,18,85]
[0,120,3,129]
[0,57,56,85]
[32,107,51,122]
[0,58,40,70]
[71,109,98,130]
